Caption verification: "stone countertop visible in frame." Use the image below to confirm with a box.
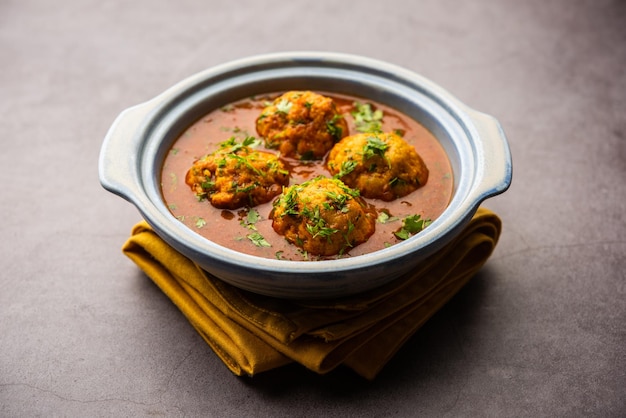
[1,0,624,416]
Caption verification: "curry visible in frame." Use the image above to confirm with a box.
[161,91,453,261]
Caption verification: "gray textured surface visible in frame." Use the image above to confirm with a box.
[1,0,624,416]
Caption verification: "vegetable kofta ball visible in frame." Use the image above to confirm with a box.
[270,177,376,257]
[327,132,429,201]
[256,91,348,160]
[185,137,289,209]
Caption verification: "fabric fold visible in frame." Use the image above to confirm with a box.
[121,207,501,379]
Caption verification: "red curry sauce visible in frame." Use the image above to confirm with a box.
[161,92,453,261]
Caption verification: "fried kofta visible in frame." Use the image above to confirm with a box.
[185,137,289,209]
[327,132,429,201]
[256,91,348,160]
[270,176,376,256]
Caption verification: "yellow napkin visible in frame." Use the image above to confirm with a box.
[122,207,501,379]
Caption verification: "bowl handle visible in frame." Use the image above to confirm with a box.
[98,100,157,204]
[467,109,513,201]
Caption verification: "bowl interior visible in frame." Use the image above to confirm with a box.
[121,55,485,298]
[142,66,472,228]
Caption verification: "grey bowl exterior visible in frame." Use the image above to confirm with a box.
[99,51,512,299]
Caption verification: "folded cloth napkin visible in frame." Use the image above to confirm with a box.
[122,207,501,380]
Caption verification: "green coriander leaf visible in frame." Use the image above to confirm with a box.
[362,136,389,160]
[246,208,260,225]
[394,214,432,239]
[326,114,344,140]
[219,137,238,149]
[242,136,261,148]
[377,211,400,224]
[195,217,207,228]
[276,98,293,115]
[227,153,262,176]
[377,212,389,223]
[394,229,410,240]
[403,214,431,234]
[333,160,357,179]
[247,232,271,247]
[351,102,384,133]
[201,180,215,190]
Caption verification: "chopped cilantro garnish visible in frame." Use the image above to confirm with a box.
[306,221,338,240]
[246,208,260,225]
[274,177,360,245]
[240,208,261,230]
[195,217,207,228]
[275,98,292,115]
[276,185,300,216]
[377,211,399,224]
[394,214,432,240]
[219,136,260,153]
[242,136,260,147]
[230,154,262,176]
[201,180,215,190]
[247,232,271,247]
[303,203,339,241]
[352,102,384,133]
[362,135,389,160]
[219,137,238,149]
[389,177,406,187]
[326,114,344,140]
[333,160,357,179]
[326,190,348,209]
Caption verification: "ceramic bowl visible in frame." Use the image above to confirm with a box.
[99,52,512,299]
